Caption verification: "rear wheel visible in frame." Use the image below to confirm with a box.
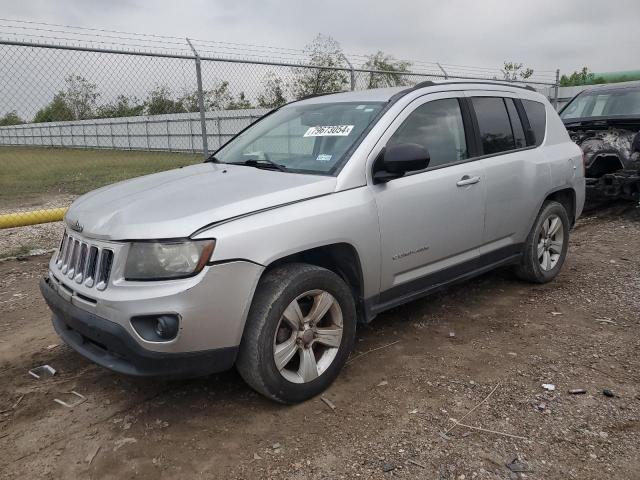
[236,263,356,404]
[515,201,570,283]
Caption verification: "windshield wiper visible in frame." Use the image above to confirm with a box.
[229,158,289,172]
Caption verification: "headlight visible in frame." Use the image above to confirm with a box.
[124,240,215,280]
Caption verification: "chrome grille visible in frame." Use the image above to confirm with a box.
[55,230,114,290]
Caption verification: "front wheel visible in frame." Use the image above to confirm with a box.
[515,200,570,283]
[236,263,356,404]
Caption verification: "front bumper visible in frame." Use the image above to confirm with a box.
[41,277,237,377]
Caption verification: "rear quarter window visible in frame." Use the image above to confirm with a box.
[521,99,546,147]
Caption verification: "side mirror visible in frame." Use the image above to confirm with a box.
[373,143,430,183]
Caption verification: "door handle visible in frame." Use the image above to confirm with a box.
[456,175,481,187]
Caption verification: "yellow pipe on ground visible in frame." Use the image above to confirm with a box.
[0,208,67,229]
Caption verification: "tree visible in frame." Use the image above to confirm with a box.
[63,75,99,120]
[291,34,349,99]
[257,72,287,109]
[181,81,233,112]
[0,110,24,126]
[227,92,253,110]
[144,86,186,115]
[559,67,605,86]
[32,75,98,123]
[205,81,234,110]
[501,62,534,81]
[33,93,74,123]
[362,51,412,88]
[97,95,144,118]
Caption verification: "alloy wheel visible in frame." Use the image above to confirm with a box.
[537,214,564,271]
[273,289,343,383]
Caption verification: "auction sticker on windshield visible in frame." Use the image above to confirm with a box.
[304,125,354,137]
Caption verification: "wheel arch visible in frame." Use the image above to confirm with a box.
[544,187,577,226]
[264,243,366,322]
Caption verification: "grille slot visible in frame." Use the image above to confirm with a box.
[67,240,79,279]
[60,234,73,274]
[96,250,114,291]
[55,230,114,290]
[84,246,99,287]
[56,232,67,267]
[74,243,88,283]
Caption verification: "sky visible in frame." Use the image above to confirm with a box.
[1,0,639,76]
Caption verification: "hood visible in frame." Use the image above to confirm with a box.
[563,117,640,131]
[65,163,337,240]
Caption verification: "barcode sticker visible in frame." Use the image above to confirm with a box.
[304,125,354,137]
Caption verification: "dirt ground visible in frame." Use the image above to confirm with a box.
[0,205,638,480]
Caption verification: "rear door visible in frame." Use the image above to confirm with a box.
[465,92,544,255]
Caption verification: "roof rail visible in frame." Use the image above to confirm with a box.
[411,80,537,92]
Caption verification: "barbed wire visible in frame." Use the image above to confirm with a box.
[0,17,558,83]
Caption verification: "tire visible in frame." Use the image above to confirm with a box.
[515,200,570,283]
[236,263,356,404]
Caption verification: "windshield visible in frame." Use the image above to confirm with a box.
[213,101,385,174]
[560,87,640,120]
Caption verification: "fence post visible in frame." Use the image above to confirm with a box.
[186,38,209,160]
[553,69,560,110]
[342,54,355,91]
[166,120,170,152]
[189,117,194,153]
[217,117,222,149]
[436,62,449,80]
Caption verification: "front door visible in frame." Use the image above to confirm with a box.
[370,93,486,308]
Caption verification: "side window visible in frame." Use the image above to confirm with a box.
[471,97,516,155]
[521,99,547,146]
[505,99,527,148]
[387,98,468,168]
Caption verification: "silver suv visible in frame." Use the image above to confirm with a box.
[41,81,585,403]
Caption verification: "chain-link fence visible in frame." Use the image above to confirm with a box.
[0,29,559,246]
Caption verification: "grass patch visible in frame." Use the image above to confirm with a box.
[0,146,201,208]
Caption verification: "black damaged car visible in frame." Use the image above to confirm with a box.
[560,81,640,202]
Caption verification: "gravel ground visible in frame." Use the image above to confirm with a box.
[0,204,638,479]
[0,193,72,258]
